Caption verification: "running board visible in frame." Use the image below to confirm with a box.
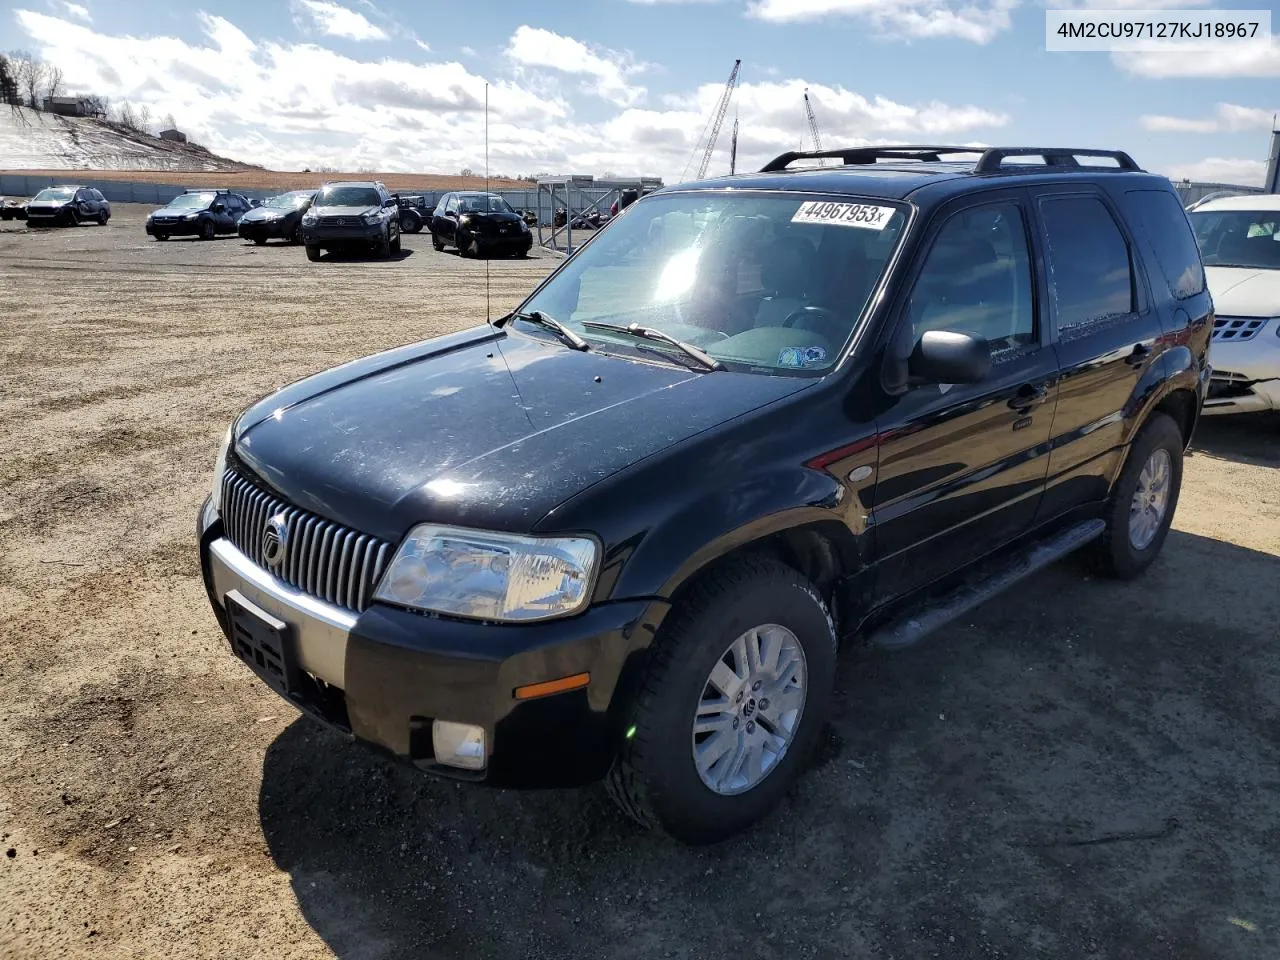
[868,519,1106,651]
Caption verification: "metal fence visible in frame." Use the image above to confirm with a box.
[0,174,635,225]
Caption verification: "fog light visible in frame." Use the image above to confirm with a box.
[432,720,486,770]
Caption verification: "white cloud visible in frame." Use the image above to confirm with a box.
[460,46,477,57]
[414,39,431,53]
[1161,157,1268,186]
[1116,39,1280,76]
[10,9,1012,183]
[60,2,90,21]
[747,0,1018,44]
[505,26,647,106]
[291,0,387,41]
[1141,102,1277,135]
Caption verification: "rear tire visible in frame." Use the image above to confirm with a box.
[1088,411,1183,580]
[97,211,108,225]
[605,556,837,845]
[291,224,303,245]
[400,211,421,233]
[200,219,215,241]
[305,244,321,261]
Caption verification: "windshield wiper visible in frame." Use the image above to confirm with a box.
[579,321,724,371]
[505,310,590,351]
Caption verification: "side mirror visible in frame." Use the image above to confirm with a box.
[907,330,991,385]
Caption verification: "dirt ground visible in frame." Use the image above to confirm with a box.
[1,205,1278,960]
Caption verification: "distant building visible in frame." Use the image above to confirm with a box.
[42,96,93,117]
[158,128,187,143]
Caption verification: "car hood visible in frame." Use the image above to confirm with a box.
[241,207,297,222]
[1205,266,1280,317]
[462,211,522,225]
[311,205,378,218]
[152,205,205,217]
[29,199,69,208]
[231,327,815,542]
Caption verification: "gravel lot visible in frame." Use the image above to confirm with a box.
[2,204,1279,960]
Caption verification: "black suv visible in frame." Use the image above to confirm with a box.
[25,185,111,226]
[146,189,251,240]
[430,191,533,257]
[301,180,402,261]
[197,145,1212,844]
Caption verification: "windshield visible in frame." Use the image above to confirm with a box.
[318,186,380,207]
[459,194,515,215]
[516,192,907,373]
[1190,209,1280,270]
[34,187,75,202]
[265,192,311,209]
[168,193,215,210]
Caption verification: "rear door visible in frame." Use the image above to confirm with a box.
[871,189,1060,600]
[1029,186,1169,518]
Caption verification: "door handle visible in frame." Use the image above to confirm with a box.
[1007,382,1049,412]
[1125,342,1151,367]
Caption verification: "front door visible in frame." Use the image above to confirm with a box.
[1028,187,1170,517]
[871,191,1060,601]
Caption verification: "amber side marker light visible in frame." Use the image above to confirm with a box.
[514,673,591,700]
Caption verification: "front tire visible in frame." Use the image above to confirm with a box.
[200,219,215,241]
[305,244,321,261]
[1089,411,1183,579]
[431,231,445,251]
[606,557,837,844]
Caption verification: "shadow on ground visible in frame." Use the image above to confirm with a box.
[315,248,415,263]
[261,529,1280,960]
[1191,413,1280,467]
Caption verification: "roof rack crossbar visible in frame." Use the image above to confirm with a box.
[761,145,984,173]
[974,147,1141,173]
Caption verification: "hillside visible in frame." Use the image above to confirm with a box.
[0,105,261,172]
[0,105,534,191]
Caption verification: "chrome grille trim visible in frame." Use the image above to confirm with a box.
[1212,316,1267,343]
[219,466,393,614]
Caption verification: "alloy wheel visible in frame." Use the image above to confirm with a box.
[691,623,808,796]
[1128,448,1172,550]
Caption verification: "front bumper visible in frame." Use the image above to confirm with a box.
[239,219,292,241]
[464,228,533,252]
[197,497,669,787]
[26,206,69,225]
[302,222,384,245]
[146,218,201,236]
[1202,322,1280,415]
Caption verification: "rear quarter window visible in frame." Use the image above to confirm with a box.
[1125,189,1206,299]
[1038,195,1135,337]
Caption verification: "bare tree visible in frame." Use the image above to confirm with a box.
[7,50,46,108]
[118,99,137,130]
[460,167,475,177]
[82,93,109,117]
[138,104,151,134]
[44,64,64,101]
[161,112,177,132]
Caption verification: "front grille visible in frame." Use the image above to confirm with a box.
[219,465,393,613]
[1212,316,1267,342]
[320,216,359,226]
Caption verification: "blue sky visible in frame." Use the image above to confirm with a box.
[5,0,1278,183]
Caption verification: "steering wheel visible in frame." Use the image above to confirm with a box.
[781,305,841,337]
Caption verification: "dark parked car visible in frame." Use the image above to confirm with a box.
[145,189,252,240]
[301,180,402,261]
[1,197,29,220]
[237,190,317,245]
[198,145,1211,845]
[25,185,111,226]
[430,191,532,257]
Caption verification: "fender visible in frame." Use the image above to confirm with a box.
[1121,339,1205,449]
[603,465,862,602]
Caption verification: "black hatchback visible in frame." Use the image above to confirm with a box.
[430,191,533,257]
[198,145,1211,844]
[237,190,316,245]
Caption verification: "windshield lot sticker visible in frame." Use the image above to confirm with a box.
[791,201,894,231]
[778,345,828,367]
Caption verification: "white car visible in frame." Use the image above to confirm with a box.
[1188,194,1280,416]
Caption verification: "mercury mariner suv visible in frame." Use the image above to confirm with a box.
[198,145,1212,844]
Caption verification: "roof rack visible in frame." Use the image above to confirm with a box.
[760,145,1142,175]
[184,187,231,193]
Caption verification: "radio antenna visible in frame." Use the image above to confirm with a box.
[484,81,491,326]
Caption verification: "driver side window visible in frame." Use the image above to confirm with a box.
[907,201,1036,357]
[445,196,458,215]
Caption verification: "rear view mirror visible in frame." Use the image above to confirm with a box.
[908,330,991,385]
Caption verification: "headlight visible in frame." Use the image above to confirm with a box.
[209,425,232,513]
[184,212,200,220]
[459,214,473,226]
[362,212,382,225]
[374,525,599,622]
[302,212,317,224]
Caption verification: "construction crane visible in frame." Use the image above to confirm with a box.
[682,58,741,182]
[803,88,822,152]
